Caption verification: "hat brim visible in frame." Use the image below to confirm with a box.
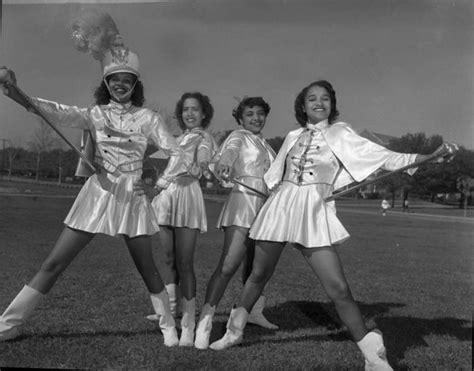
[104,67,140,78]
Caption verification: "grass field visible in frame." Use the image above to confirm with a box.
[0,182,472,370]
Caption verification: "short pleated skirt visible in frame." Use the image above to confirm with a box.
[249,181,350,248]
[152,176,207,232]
[64,171,160,237]
[217,177,268,230]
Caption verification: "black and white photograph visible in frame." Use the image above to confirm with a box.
[0,0,472,369]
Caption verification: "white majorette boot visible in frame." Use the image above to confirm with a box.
[247,295,278,330]
[194,303,216,349]
[150,290,179,347]
[179,297,195,347]
[0,285,44,341]
[209,306,248,351]
[357,330,393,371]
[147,283,180,321]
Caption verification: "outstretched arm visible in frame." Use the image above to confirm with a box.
[0,67,34,110]
[1,67,90,130]
[415,143,459,163]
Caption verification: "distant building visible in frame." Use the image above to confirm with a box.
[358,129,397,147]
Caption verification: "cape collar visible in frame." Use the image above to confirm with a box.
[306,119,329,131]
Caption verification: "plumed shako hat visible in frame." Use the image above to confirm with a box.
[70,10,140,78]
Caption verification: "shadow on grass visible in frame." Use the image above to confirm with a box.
[375,316,472,370]
[212,300,472,369]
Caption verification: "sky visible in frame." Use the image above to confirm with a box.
[0,0,473,150]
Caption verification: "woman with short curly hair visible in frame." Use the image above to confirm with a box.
[194,96,278,350]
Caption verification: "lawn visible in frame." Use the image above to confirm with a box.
[0,186,472,370]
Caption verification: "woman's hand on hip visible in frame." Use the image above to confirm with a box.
[133,179,163,201]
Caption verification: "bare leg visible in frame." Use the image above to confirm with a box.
[1,227,94,340]
[125,235,178,346]
[155,226,179,285]
[174,227,199,300]
[124,234,165,294]
[241,238,255,285]
[240,234,278,329]
[208,240,284,350]
[238,241,285,311]
[29,227,94,294]
[300,247,368,341]
[195,226,251,349]
[204,226,250,306]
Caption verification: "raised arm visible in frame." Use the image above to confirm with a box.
[1,67,90,130]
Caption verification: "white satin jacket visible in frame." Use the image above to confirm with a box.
[264,120,418,191]
[214,128,276,192]
[30,98,185,188]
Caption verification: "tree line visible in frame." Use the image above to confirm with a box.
[1,121,473,204]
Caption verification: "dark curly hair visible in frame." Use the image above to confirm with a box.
[175,92,214,131]
[94,78,145,107]
[294,80,339,126]
[232,97,270,125]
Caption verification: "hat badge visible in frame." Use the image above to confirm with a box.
[110,47,130,66]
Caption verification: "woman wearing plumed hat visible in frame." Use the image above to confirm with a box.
[0,11,185,347]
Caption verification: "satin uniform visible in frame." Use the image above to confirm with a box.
[249,120,418,247]
[152,128,215,232]
[215,129,276,229]
[32,98,185,237]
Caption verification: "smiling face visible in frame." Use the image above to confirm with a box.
[303,85,332,124]
[106,72,137,103]
[240,105,267,135]
[182,98,205,130]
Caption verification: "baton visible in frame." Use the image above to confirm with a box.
[4,82,98,174]
[231,177,268,197]
[208,165,268,197]
[324,148,451,202]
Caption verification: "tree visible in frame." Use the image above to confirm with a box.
[266,136,284,153]
[148,103,180,136]
[210,129,233,146]
[382,133,446,201]
[5,138,22,180]
[28,119,61,182]
[384,133,474,202]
